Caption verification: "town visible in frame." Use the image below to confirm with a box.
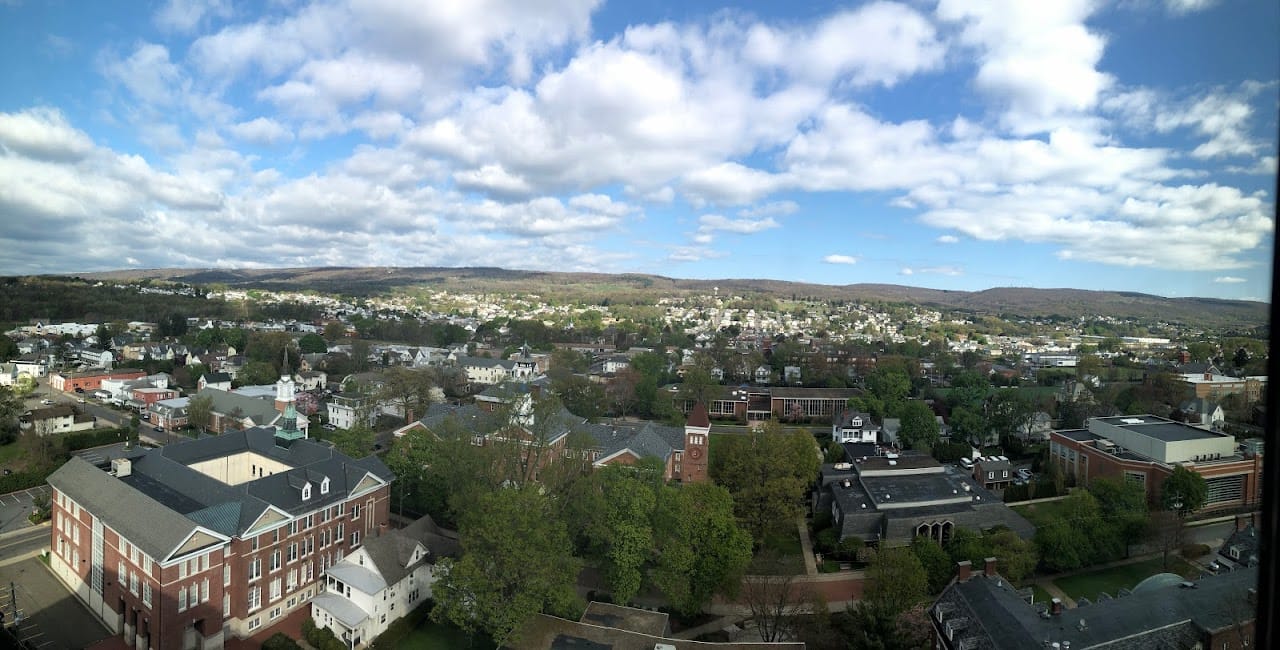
[0,274,1266,650]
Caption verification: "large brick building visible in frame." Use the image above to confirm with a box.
[47,394,392,649]
[1049,415,1263,510]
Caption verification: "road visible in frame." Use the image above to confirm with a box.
[0,525,49,562]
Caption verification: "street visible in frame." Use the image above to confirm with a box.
[0,525,49,562]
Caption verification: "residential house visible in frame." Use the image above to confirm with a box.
[327,393,376,431]
[1179,398,1225,429]
[754,365,772,384]
[150,397,191,432]
[21,405,95,436]
[972,456,1013,490]
[199,372,233,392]
[311,516,460,648]
[1015,411,1054,442]
[1215,513,1260,571]
[832,410,879,444]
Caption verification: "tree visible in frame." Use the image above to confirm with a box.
[911,535,954,594]
[325,425,376,458]
[679,366,720,407]
[187,394,214,433]
[1161,465,1207,516]
[375,366,438,424]
[712,421,821,545]
[606,368,640,417]
[864,547,928,617]
[552,374,605,421]
[237,361,279,387]
[1033,490,1120,572]
[741,551,817,642]
[948,405,987,449]
[652,482,753,616]
[574,467,656,604]
[897,400,940,451]
[865,367,911,416]
[1088,478,1149,556]
[298,333,327,354]
[432,486,582,646]
[323,321,347,341]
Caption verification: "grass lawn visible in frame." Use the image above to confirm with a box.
[1030,584,1055,606]
[1054,557,1200,602]
[0,441,25,469]
[1010,499,1070,527]
[369,603,494,650]
[751,525,806,575]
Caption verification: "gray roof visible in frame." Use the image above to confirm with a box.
[47,456,203,561]
[328,562,386,595]
[933,566,1258,649]
[49,426,393,557]
[358,515,459,588]
[197,387,281,425]
[585,419,685,462]
[310,592,369,628]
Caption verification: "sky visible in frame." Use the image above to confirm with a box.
[0,0,1276,300]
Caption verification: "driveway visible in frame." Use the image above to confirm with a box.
[0,556,114,649]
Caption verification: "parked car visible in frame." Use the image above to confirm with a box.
[74,387,84,393]
[40,399,54,405]
[1016,468,1033,481]
[321,423,337,431]
[959,458,973,469]
[152,426,164,432]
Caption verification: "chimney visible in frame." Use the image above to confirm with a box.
[1204,372,1212,381]
[1050,598,1063,616]
[984,557,997,577]
[1236,514,1249,532]
[378,522,389,538]
[956,560,972,582]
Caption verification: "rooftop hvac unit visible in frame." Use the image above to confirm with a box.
[834,462,852,470]
[111,457,132,478]
[655,645,677,650]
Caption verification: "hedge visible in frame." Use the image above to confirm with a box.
[63,428,131,452]
[0,470,48,495]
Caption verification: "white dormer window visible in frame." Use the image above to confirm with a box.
[321,478,329,495]
[302,483,312,500]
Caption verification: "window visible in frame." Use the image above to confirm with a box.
[251,536,259,552]
[129,571,138,595]
[118,560,126,583]
[352,503,361,520]
[143,556,152,574]
[337,522,344,540]
[337,502,345,517]
[270,550,281,572]
[249,558,261,581]
[73,526,79,544]
[201,578,209,603]
[224,565,231,586]
[273,529,280,544]
[270,578,282,602]
[287,543,297,563]
[178,586,188,612]
[289,521,298,536]
[247,617,260,631]
[248,586,261,611]
[143,582,152,608]
[351,530,360,547]
[223,594,230,617]
[321,477,329,494]
[270,606,282,621]
[987,471,995,480]
[302,484,311,500]
[287,569,297,591]
[200,553,209,572]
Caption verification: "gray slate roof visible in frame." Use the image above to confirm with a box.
[358,515,460,589]
[49,426,394,559]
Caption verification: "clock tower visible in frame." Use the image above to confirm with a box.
[681,402,711,482]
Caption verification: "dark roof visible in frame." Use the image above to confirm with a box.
[50,427,393,554]
[361,515,459,587]
[686,402,710,428]
[933,566,1258,649]
[509,611,804,650]
[201,372,232,383]
[1056,429,1096,442]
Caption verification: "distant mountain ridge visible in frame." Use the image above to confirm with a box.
[66,266,1269,329]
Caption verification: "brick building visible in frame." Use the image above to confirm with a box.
[1049,415,1263,510]
[50,368,147,392]
[47,397,392,649]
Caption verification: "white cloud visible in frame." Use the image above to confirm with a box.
[695,214,780,243]
[937,235,959,244]
[1165,0,1220,14]
[1213,276,1246,283]
[822,254,858,265]
[227,117,293,145]
[0,107,94,161]
[899,267,914,276]
[154,0,232,33]
[100,43,187,107]
[936,0,1111,133]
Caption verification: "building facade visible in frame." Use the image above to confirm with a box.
[1049,415,1264,510]
[46,377,392,650]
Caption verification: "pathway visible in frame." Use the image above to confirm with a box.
[797,518,818,576]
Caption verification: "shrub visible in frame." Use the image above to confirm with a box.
[819,560,842,573]
[814,527,838,554]
[932,441,971,463]
[1003,483,1031,502]
[261,633,302,650]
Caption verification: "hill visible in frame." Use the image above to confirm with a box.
[65,267,1269,329]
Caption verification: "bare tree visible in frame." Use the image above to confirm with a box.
[742,553,817,642]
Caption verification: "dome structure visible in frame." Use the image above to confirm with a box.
[1131,572,1186,594]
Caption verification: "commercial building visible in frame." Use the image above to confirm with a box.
[931,559,1257,649]
[814,444,1034,547]
[46,371,393,650]
[1049,415,1263,510]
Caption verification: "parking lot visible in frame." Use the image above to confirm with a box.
[0,556,113,649]
[0,486,50,534]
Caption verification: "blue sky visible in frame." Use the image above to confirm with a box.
[0,0,1275,301]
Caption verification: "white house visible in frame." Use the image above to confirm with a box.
[754,365,772,384]
[833,410,880,444]
[327,393,375,430]
[310,516,459,648]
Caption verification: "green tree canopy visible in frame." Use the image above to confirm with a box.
[712,420,821,545]
[298,333,327,354]
[898,400,940,451]
[1161,465,1208,515]
[1088,477,1149,554]
[432,486,583,645]
[865,368,911,416]
[864,547,928,617]
[187,394,214,433]
[651,482,753,616]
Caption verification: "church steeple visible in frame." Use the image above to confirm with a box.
[274,346,305,445]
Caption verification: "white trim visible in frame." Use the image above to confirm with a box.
[160,526,232,565]
[593,448,641,467]
[243,504,294,537]
[348,471,386,499]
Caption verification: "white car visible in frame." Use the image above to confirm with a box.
[40,399,54,405]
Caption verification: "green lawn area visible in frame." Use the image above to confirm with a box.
[0,441,24,468]
[1053,557,1200,602]
[1030,584,1055,606]
[369,603,494,650]
[751,525,806,575]
[1010,499,1070,527]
